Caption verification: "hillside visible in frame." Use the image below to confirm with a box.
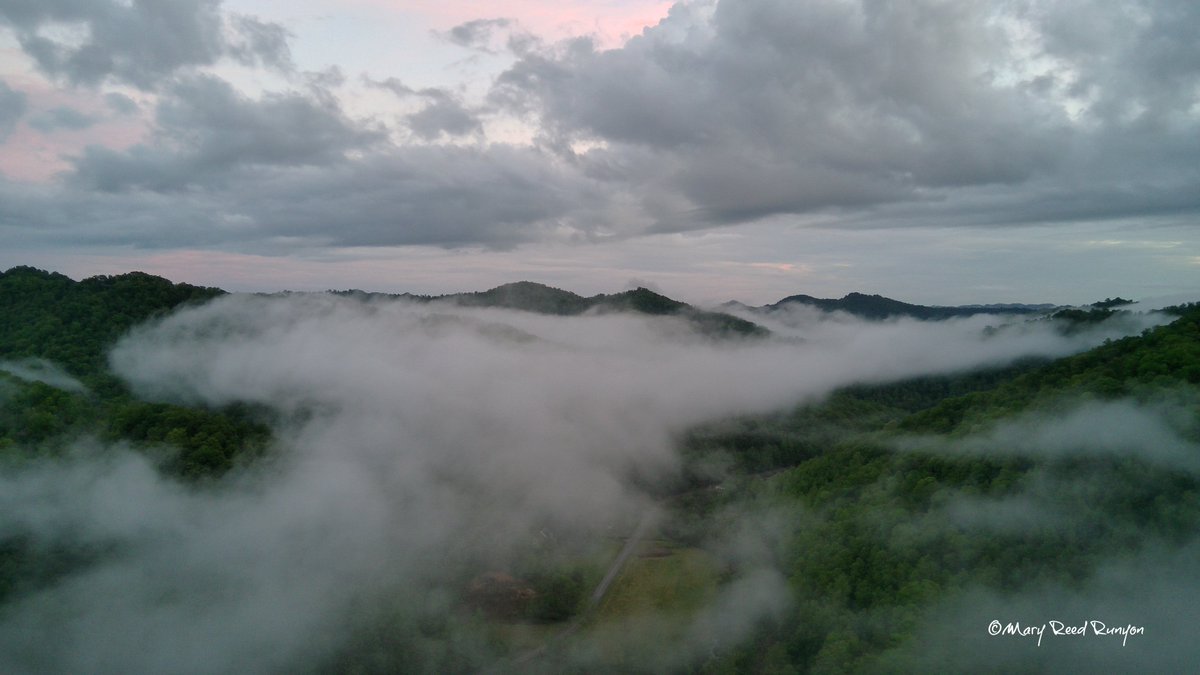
[667,304,1200,672]
[0,266,224,380]
[898,303,1200,433]
[763,291,1053,320]
[0,267,268,477]
[442,281,592,315]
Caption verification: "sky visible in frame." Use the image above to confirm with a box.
[0,0,1197,306]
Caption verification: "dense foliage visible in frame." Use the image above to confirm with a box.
[666,306,1200,673]
[0,266,223,380]
[0,267,271,475]
[899,307,1200,434]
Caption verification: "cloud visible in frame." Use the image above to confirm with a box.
[487,0,1200,231]
[0,357,87,392]
[68,75,381,192]
[0,0,292,89]
[1030,0,1200,127]
[2,139,610,250]
[0,292,1165,672]
[103,92,139,115]
[28,105,98,132]
[364,75,417,98]
[724,303,1170,376]
[895,397,1200,473]
[887,543,1200,673]
[226,13,293,72]
[880,390,1200,672]
[365,77,483,140]
[889,439,1200,673]
[406,92,483,140]
[442,17,514,53]
[492,0,1064,224]
[0,80,29,141]
[0,444,390,674]
[879,372,1200,669]
[2,0,1198,276]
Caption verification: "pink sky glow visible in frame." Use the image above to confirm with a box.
[353,0,674,46]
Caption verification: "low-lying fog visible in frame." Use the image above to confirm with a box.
[0,294,1171,673]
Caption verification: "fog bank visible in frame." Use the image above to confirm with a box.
[0,293,1165,673]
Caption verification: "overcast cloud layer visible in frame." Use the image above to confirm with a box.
[0,0,1197,302]
[0,294,1155,673]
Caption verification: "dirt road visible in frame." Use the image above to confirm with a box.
[490,510,658,671]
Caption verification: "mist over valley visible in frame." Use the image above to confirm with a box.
[1,267,1197,673]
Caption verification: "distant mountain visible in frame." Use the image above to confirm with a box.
[331,282,768,338]
[441,281,592,315]
[1091,297,1134,309]
[758,291,1054,321]
[444,282,768,338]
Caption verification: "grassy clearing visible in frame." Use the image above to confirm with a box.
[483,539,621,653]
[482,536,722,665]
[593,542,720,622]
[485,621,562,653]
[538,543,722,670]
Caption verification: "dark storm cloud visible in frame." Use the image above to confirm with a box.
[0,0,291,89]
[0,80,27,141]
[28,105,98,132]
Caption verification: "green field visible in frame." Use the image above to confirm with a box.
[594,542,720,622]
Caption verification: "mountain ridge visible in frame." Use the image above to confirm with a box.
[759,291,1056,320]
[433,282,767,338]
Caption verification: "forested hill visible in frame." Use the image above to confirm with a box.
[762,291,1054,320]
[0,267,262,479]
[338,281,769,338]
[1,270,764,384]
[671,302,1200,672]
[0,268,761,479]
[899,302,1200,433]
[0,266,223,380]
